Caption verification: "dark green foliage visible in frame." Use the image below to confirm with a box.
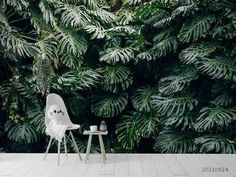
[91,93,128,118]
[195,135,236,153]
[178,15,215,43]
[195,106,236,132]
[179,43,216,64]
[116,111,159,149]
[100,47,135,64]
[158,67,198,95]
[0,0,236,153]
[98,66,133,92]
[154,127,195,153]
[132,86,158,112]
[4,121,38,144]
[197,56,236,81]
[116,112,141,149]
[55,29,87,56]
[51,69,101,91]
[27,107,45,134]
[151,95,198,117]
[0,26,39,57]
[161,113,196,130]
[150,36,178,57]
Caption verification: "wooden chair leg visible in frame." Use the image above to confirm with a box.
[98,134,106,163]
[64,135,67,156]
[69,131,82,161]
[58,140,61,165]
[44,137,53,160]
[85,134,93,163]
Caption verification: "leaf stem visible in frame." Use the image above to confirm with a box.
[9,18,25,24]
[7,11,17,19]
[20,35,38,42]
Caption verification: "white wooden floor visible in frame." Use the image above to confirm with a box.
[0,153,236,177]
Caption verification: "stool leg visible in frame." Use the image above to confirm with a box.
[69,131,82,161]
[98,134,106,163]
[44,137,53,160]
[58,140,61,165]
[64,135,67,156]
[85,134,92,163]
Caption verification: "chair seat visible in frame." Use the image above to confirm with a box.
[66,124,80,130]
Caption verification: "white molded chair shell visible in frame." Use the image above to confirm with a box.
[45,93,80,130]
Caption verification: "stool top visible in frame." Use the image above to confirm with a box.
[83,130,108,135]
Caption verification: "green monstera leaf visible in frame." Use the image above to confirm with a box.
[132,86,158,112]
[154,127,195,153]
[158,67,198,95]
[195,106,236,132]
[100,47,135,64]
[116,111,159,149]
[195,135,236,153]
[91,93,128,118]
[151,94,198,117]
[4,121,38,144]
[178,15,215,43]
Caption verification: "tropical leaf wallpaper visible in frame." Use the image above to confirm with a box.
[0,0,236,153]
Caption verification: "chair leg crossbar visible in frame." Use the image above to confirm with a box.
[44,131,82,165]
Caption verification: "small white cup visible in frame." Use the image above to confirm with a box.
[90,125,97,132]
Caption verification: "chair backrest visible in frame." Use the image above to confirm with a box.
[45,93,73,126]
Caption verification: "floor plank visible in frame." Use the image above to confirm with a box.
[99,154,115,176]
[114,154,128,177]
[186,154,216,177]
[220,154,236,172]
[52,155,81,177]
[198,154,232,177]
[36,156,57,177]
[152,154,174,177]
[39,155,64,177]
[164,154,188,176]
[24,155,54,177]
[209,155,236,177]
[0,154,23,176]
[128,154,143,177]
[176,155,203,177]
[0,153,235,177]
[226,155,236,176]
[68,154,89,177]
[83,155,103,177]
[140,154,159,177]
[11,155,40,177]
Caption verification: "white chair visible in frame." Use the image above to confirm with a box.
[44,93,82,165]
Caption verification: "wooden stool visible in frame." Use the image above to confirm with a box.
[83,130,108,163]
